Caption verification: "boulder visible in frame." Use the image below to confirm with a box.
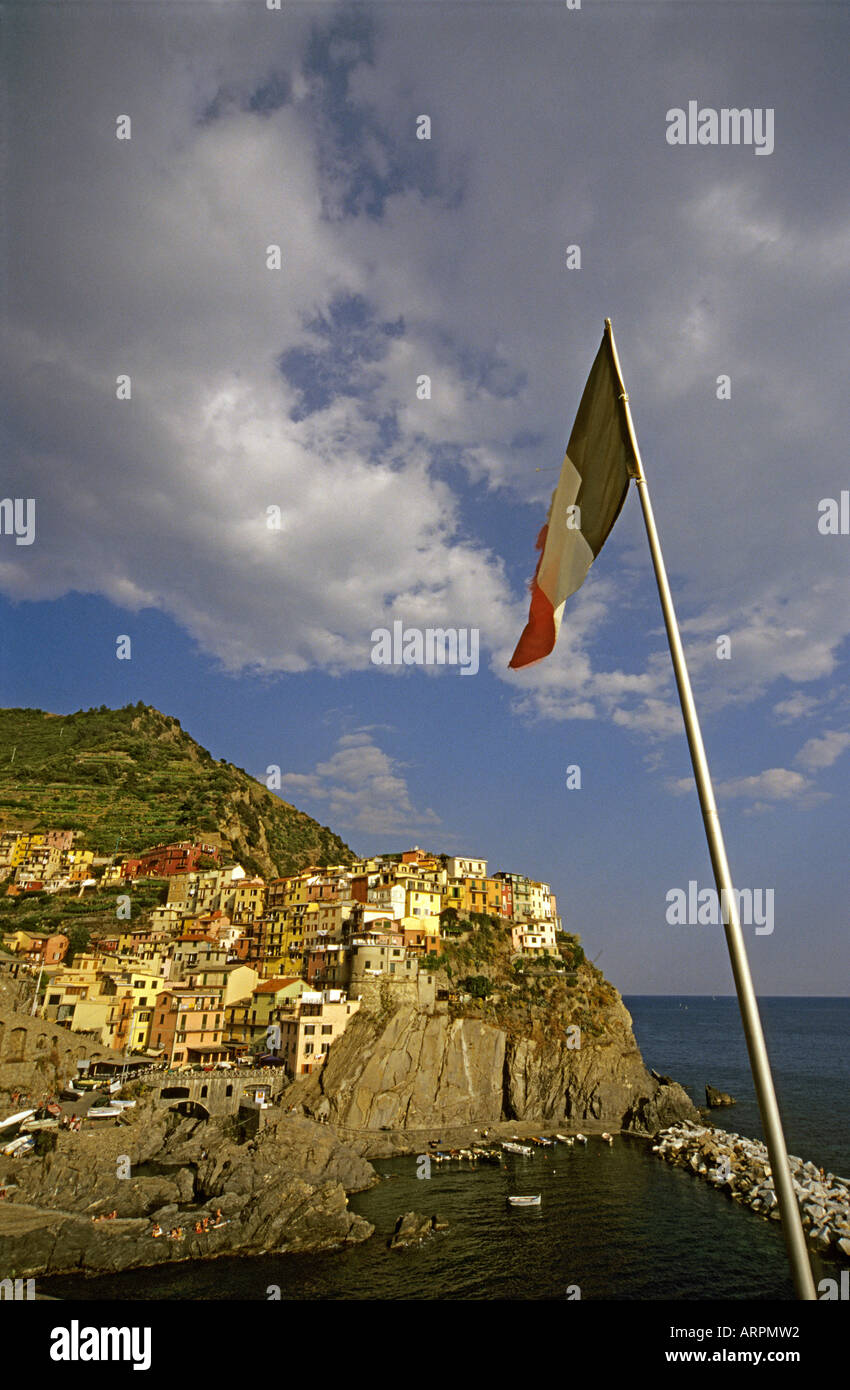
[388,1211,445,1249]
[705,1085,736,1108]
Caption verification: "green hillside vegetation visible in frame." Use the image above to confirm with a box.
[423,913,611,1040]
[0,703,353,880]
[0,878,168,948]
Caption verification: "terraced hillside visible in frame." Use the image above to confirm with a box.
[0,703,353,879]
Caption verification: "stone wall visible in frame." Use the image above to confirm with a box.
[0,996,120,1093]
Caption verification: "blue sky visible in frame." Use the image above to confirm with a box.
[1,2,848,994]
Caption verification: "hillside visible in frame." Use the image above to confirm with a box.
[0,703,353,879]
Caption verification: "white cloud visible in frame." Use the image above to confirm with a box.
[3,4,849,744]
[795,731,850,772]
[669,766,822,812]
[279,730,441,835]
[773,693,823,723]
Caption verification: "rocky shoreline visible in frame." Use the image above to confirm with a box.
[0,1103,376,1277]
[653,1121,850,1262]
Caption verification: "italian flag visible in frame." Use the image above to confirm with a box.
[509,328,640,669]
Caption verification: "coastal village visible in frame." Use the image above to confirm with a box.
[0,829,562,1074]
[2,822,847,1284]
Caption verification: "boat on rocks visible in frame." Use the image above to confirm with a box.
[2,1133,36,1158]
[0,1108,36,1133]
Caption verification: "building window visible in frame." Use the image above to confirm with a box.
[321,1025,332,1035]
[304,1043,313,1054]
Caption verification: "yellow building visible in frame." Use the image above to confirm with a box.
[441,876,487,918]
[224,976,309,1052]
[230,878,268,921]
[122,967,168,1052]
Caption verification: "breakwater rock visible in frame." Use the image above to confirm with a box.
[653,1121,850,1261]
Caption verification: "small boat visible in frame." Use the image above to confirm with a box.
[111,1099,136,1109]
[601,1132,614,1145]
[537,1136,555,1147]
[86,1105,122,1120]
[2,1133,36,1157]
[555,1134,573,1145]
[0,1109,36,1133]
[501,1141,533,1156]
[575,1133,588,1145]
[507,1194,541,1207]
[21,1117,59,1133]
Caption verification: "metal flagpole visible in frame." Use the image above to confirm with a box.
[603,317,816,1301]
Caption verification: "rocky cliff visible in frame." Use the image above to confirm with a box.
[287,965,697,1135]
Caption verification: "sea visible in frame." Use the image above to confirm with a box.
[41,996,849,1302]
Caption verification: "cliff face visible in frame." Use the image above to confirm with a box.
[289,978,696,1135]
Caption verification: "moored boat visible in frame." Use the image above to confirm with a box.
[507,1194,541,1206]
[2,1133,36,1157]
[501,1140,533,1156]
[0,1108,36,1133]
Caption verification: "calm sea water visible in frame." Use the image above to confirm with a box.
[43,996,848,1301]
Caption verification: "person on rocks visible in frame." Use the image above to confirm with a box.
[151,1224,162,1238]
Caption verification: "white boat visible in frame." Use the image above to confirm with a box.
[507,1194,541,1206]
[555,1134,573,1145]
[21,1117,59,1132]
[501,1141,533,1156]
[111,1099,136,1109]
[86,1105,122,1120]
[0,1109,36,1133]
[575,1133,588,1145]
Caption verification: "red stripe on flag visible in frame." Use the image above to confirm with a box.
[509,524,556,669]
